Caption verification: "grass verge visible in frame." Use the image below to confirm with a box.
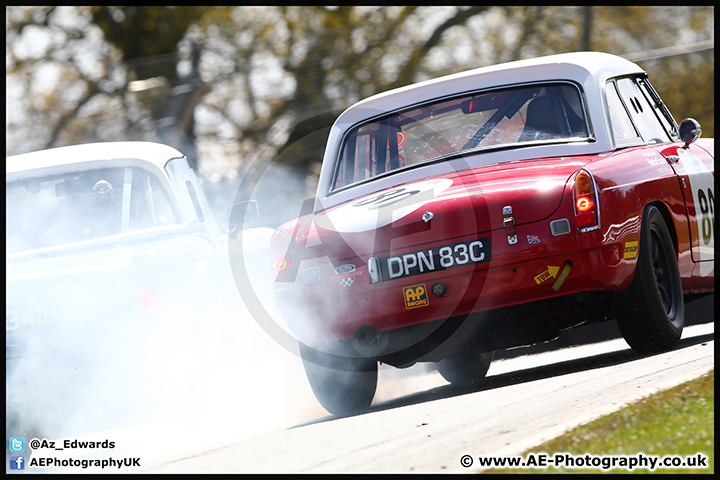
[482,369,714,474]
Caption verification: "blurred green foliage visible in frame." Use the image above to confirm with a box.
[6,6,714,174]
[483,370,714,474]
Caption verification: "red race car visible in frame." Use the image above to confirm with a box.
[270,52,714,415]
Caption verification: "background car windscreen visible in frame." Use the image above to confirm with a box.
[7,166,179,254]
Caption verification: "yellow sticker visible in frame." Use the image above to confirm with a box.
[404,284,429,309]
[624,241,639,259]
[534,266,560,285]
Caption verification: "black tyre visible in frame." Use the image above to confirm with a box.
[614,205,684,353]
[299,343,377,416]
[435,350,494,385]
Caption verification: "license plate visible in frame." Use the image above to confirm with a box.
[378,237,491,281]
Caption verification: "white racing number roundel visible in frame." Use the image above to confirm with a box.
[679,148,714,277]
[315,179,453,233]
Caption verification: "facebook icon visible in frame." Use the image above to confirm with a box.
[10,455,25,470]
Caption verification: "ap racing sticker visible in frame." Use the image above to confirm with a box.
[403,284,429,309]
[314,178,453,233]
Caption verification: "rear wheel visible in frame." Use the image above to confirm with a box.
[614,205,684,353]
[299,343,377,416]
[435,350,494,385]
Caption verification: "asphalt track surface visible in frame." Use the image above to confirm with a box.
[10,295,712,473]
[141,295,713,473]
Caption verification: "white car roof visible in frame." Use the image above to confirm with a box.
[316,52,646,210]
[6,141,185,176]
[339,52,643,123]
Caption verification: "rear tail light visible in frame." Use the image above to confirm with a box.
[573,168,600,232]
[128,256,158,314]
[137,290,157,313]
[270,228,294,281]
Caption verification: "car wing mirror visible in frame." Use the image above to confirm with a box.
[678,118,701,148]
[227,199,260,232]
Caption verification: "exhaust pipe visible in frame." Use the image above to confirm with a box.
[352,325,388,357]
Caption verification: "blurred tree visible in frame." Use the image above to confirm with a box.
[6,5,714,188]
[6,6,210,163]
[89,6,205,83]
[192,6,500,178]
[6,7,133,151]
[586,6,714,133]
[89,6,209,164]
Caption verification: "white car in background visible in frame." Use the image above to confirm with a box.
[6,141,267,437]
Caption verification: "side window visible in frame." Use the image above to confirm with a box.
[616,77,671,145]
[185,180,205,223]
[605,81,641,147]
[637,78,678,140]
[165,157,219,235]
[128,169,180,230]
